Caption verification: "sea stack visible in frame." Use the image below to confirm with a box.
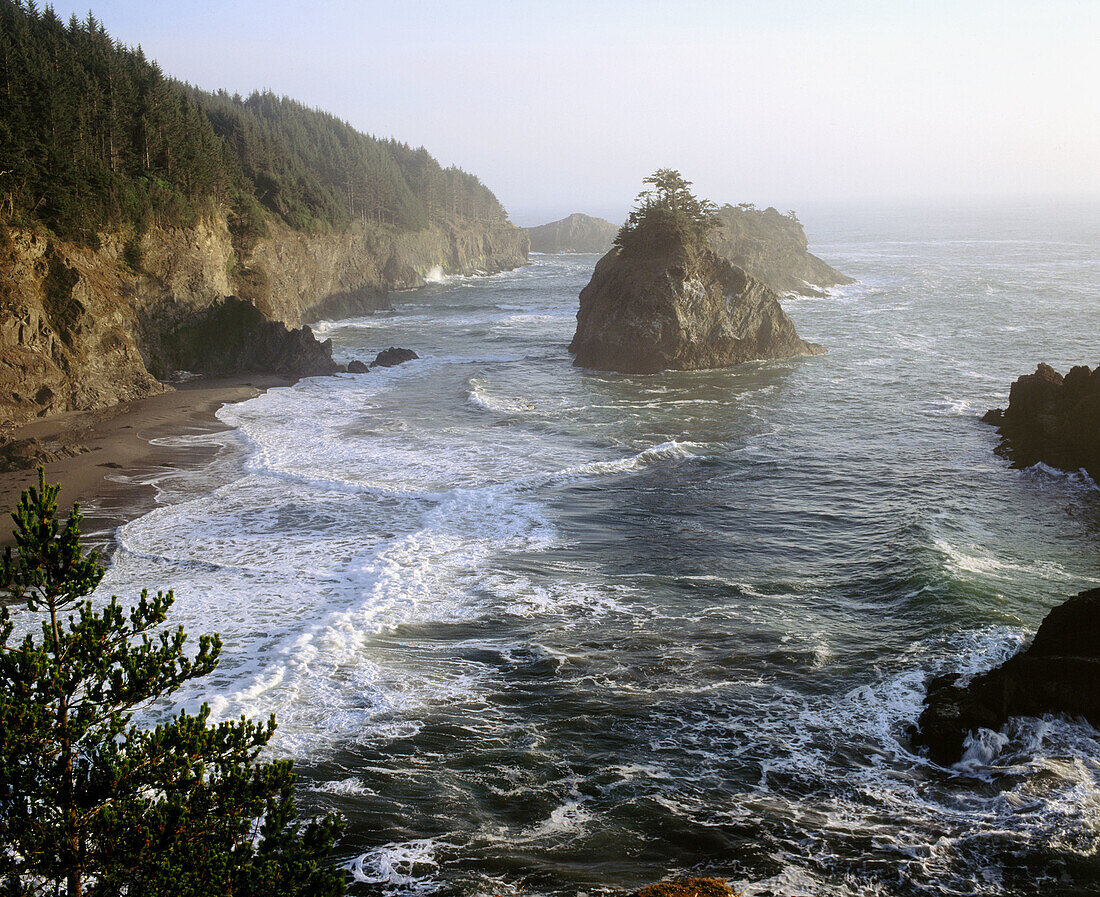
[569,170,824,373]
[526,213,618,254]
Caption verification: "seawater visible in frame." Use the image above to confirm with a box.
[91,204,1099,895]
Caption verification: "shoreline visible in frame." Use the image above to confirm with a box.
[0,374,296,552]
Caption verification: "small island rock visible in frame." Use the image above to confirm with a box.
[346,359,369,373]
[526,213,619,254]
[370,347,419,368]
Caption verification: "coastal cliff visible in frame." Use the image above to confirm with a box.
[526,213,618,254]
[0,214,527,426]
[709,204,853,296]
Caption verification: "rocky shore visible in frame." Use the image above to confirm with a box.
[982,362,1100,480]
[913,588,1100,765]
[0,215,527,427]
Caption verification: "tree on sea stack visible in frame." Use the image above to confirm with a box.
[0,469,346,897]
[613,168,720,256]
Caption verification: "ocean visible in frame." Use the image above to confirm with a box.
[91,203,1100,896]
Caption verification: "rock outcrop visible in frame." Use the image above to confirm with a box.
[912,588,1100,765]
[526,213,618,254]
[370,347,419,368]
[629,879,735,897]
[568,240,824,374]
[982,363,1100,480]
[159,297,338,377]
[0,215,528,426]
[709,204,853,296]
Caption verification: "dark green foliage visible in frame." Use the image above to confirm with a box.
[193,89,508,232]
[0,1,234,242]
[614,169,720,257]
[0,469,346,896]
[0,0,509,244]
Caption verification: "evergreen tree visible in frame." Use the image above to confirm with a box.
[614,168,719,256]
[0,469,346,897]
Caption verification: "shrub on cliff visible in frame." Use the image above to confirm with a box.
[614,169,720,257]
[0,470,346,896]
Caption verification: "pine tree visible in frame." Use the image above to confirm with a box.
[0,469,346,897]
[614,168,719,256]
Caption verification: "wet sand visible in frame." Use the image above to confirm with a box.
[0,375,295,551]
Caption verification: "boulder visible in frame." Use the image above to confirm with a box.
[346,359,369,374]
[568,241,824,374]
[370,347,419,368]
[912,588,1100,764]
[983,363,1100,479]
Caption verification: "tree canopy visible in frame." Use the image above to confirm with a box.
[613,169,719,256]
[0,0,508,243]
[0,469,346,897]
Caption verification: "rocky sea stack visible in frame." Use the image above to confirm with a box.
[913,588,1100,765]
[982,362,1100,480]
[526,213,618,254]
[569,170,824,374]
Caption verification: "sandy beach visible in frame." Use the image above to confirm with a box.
[0,375,296,551]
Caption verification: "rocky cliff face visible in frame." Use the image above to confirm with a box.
[913,588,1100,764]
[709,205,853,296]
[0,214,528,427]
[982,363,1100,480]
[568,241,824,374]
[526,213,618,254]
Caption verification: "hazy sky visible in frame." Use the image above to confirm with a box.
[46,0,1100,224]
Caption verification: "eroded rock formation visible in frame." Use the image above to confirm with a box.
[568,240,824,374]
[526,213,618,254]
[982,363,1100,480]
[913,588,1100,765]
[0,215,527,426]
[709,204,853,296]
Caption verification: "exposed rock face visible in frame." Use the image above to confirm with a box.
[913,588,1100,765]
[709,204,853,296]
[982,363,1100,480]
[370,347,419,368]
[568,241,824,374]
[526,213,618,254]
[346,360,370,374]
[0,214,528,426]
[160,297,338,376]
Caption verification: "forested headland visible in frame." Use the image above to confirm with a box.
[0,0,508,245]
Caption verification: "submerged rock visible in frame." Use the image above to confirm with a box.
[982,362,1100,480]
[370,347,419,368]
[912,588,1100,765]
[568,241,824,374]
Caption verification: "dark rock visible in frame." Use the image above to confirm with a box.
[163,297,339,377]
[628,878,735,897]
[983,363,1100,479]
[913,588,1100,764]
[346,359,369,374]
[0,436,89,473]
[568,240,824,374]
[525,213,618,254]
[370,347,419,368]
